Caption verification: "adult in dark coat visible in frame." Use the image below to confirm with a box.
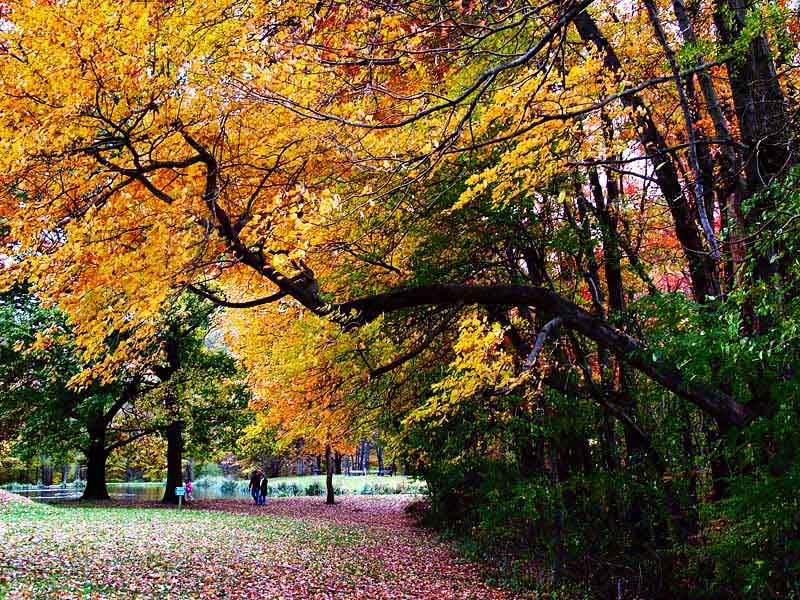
[258,473,268,505]
[248,470,260,504]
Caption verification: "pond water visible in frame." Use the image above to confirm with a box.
[11,482,248,503]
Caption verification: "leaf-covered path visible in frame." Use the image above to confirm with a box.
[0,493,512,599]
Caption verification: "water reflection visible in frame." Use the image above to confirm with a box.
[12,482,248,503]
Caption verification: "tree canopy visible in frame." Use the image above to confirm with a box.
[1,0,799,594]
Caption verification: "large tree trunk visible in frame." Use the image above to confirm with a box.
[82,411,110,500]
[82,442,110,500]
[162,419,184,504]
[158,333,183,504]
[713,0,794,202]
[325,445,335,505]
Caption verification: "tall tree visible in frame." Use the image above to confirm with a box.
[0,287,154,499]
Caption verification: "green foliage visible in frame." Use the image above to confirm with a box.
[304,481,324,496]
[195,463,223,478]
[219,479,239,494]
[703,464,800,598]
[0,286,117,462]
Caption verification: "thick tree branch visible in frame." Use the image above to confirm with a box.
[333,283,750,426]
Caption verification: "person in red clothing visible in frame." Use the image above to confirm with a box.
[185,478,194,503]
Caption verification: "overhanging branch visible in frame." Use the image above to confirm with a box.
[332,283,750,427]
[187,284,287,308]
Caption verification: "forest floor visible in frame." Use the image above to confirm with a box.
[0,492,513,599]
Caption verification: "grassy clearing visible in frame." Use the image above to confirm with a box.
[0,497,356,598]
[0,493,506,599]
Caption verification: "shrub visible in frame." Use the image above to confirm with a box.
[270,482,303,497]
[220,479,239,494]
[304,481,324,496]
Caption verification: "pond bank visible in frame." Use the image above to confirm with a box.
[5,474,425,503]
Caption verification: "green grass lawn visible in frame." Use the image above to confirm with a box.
[0,493,504,599]
[0,497,363,598]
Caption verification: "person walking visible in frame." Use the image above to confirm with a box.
[248,470,260,504]
[185,478,194,503]
[258,472,268,505]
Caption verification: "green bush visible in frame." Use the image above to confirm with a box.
[270,482,303,497]
[219,479,239,494]
[304,481,324,496]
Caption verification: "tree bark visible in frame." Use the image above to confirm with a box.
[162,419,184,504]
[82,408,111,500]
[713,0,794,200]
[82,442,110,500]
[325,445,335,504]
[157,334,183,504]
[671,0,747,283]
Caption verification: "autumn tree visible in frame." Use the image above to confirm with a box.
[1,0,798,593]
[149,293,249,503]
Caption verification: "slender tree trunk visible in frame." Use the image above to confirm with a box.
[359,440,370,471]
[573,11,719,302]
[334,452,342,475]
[671,0,747,283]
[162,419,184,504]
[40,457,53,487]
[376,443,384,472]
[325,445,335,504]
